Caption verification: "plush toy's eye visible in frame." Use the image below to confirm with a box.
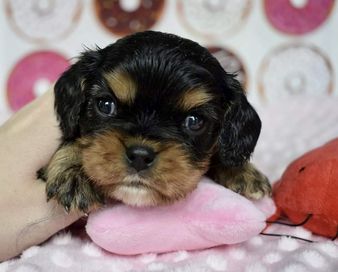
[183,115,205,133]
[96,98,116,116]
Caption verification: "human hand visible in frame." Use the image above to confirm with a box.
[0,90,83,261]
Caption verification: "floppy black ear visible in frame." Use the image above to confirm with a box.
[54,49,102,141]
[218,76,261,167]
[54,64,84,141]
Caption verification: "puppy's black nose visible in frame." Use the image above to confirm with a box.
[126,146,155,172]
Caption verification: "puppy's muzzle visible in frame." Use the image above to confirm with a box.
[126,145,156,172]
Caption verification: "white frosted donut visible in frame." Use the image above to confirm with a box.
[208,47,248,89]
[258,44,333,102]
[178,0,251,38]
[6,0,82,42]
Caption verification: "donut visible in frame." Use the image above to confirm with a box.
[94,0,165,36]
[7,51,70,112]
[258,44,333,103]
[208,47,248,89]
[264,0,334,35]
[6,0,82,42]
[177,0,251,38]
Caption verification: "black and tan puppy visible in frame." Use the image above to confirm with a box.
[39,31,271,212]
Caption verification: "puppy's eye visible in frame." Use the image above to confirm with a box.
[183,115,205,133]
[96,98,116,116]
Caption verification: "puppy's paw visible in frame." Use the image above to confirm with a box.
[226,170,271,200]
[45,167,104,213]
[211,162,271,200]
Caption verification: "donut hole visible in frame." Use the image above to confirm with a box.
[203,0,224,12]
[284,73,306,95]
[120,0,141,12]
[290,0,308,9]
[33,78,51,97]
[33,0,55,15]
[225,57,241,73]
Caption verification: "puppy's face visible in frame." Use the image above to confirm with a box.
[55,31,261,206]
[78,54,222,207]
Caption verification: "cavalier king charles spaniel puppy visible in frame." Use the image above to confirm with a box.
[38,31,271,212]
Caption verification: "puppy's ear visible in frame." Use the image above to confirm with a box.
[54,49,102,141]
[218,75,261,167]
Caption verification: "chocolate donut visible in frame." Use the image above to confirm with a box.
[178,0,251,38]
[94,0,165,36]
[7,51,70,111]
[258,44,333,103]
[208,47,248,89]
[264,0,334,35]
[6,0,82,43]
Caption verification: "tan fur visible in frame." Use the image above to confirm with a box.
[80,131,128,187]
[211,162,271,200]
[45,144,82,182]
[149,143,208,204]
[81,130,209,206]
[45,143,102,211]
[104,70,137,104]
[178,88,213,111]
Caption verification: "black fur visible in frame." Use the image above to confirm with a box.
[218,75,261,167]
[54,31,261,167]
[54,50,102,140]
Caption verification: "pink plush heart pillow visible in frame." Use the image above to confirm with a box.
[86,177,275,255]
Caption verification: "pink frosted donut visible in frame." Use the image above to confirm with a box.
[7,51,69,111]
[264,0,334,35]
[6,0,82,42]
[208,47,248,89]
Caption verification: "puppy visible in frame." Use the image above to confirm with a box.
[39,31,271,212]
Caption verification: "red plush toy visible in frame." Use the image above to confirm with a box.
[270,138,338,239]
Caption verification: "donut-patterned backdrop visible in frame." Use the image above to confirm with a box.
[1,0,338,121]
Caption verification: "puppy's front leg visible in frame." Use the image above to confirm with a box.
[208,162,271,200]
[38,142,103,213]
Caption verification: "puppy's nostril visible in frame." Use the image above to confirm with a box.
[126,146,156,172]
[128,154,136,161]
[144,157,153,164]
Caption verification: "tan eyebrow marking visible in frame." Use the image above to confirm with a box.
[104,70,137,104]
[178,88,213,111]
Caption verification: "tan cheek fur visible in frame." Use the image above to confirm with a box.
[148,144,208,204]
[81,131,209,206]
[80,131,127,186]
